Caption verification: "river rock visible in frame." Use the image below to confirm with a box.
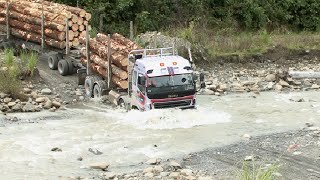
[0,92,8,98]
[279,79,290,87]
[153,165,164,173]
[30,91,38,99]
[44,100,53,109]
[7,102,16,107]
[303,80,312,87]
[265,74,276,82]
[41,88,52,95]
[89,162,109,170]
[23,88,32,94]
[22,103,36,112]
[35,97,45,103]
[311,84,320,89]
[143,167,153,173]
[181,169,193,176]
[49,107,56,112]
[144,172,154,178]
[103,172,116,179]
[3,97,12,103]
[203,89,215,95]
[75,91,83,96]
[52,101,61,108]
[160,172,169,177]
[170,161,182,169]
[274,84,283,91]
[169,172,180,178]
[218,84,228,91]
[206,84,217,91]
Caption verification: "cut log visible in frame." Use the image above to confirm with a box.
[73,30,79,37]
[83,20,88,26]
[112,76,128,89]
[0,17,65,41]
[0,8,65,31]
[68,20,73,27]
[72,38,79,47]
[79,24,85,31]
[96,33,129,52]
[0,26,66,49]
[71,23,79,31]
[112,33,142,50]
[85,13,91,21]
[71,14,78,23]
[68,30,74,41]
[77,17,83,25]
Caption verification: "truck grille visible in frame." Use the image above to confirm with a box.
[153,99,192,109]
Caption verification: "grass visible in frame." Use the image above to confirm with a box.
[19,50,39,76]
[237,160,281,180]
[4,48,14,66]
[167,24,320,57]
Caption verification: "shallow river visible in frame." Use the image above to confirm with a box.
[1,92,320,179]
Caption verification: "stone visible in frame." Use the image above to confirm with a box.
[242,81,255,86]
[215,92,220,96]
[311,84,320,89]
[206,84,217,91]
[49,107,56,112]
[289,97,304,102]
[272,172,283,177]
[293,151,302,155]
[143,167,153,174]
[242,134,251,140]
[30,91,38,99]
[77,157,83,161]
[303,80,312,87]
[187,175,196,180]
[44,100,53,109]
[160,172,169,177]
[169,172,180,178]
[279,79,290,87]
[89,162,109,170]
[181,169,193,176]
[51,147,62,152]
[170,161,182,169]
[23,88,32,94]
[75,91,83,96]
[274,84,282,91]
[22,103,36,112]
[144,172,154,178]
[41,88,52,95]
[7,102,16,107]
[146,158,157,165]
[104,172,116,179]
[244,156,253,161]
[265,74,276,82]
[79,96,85,101]
[0,93,8,98]
[52,101,61,108]
[153,165,164,173]
[267,82,274,89]
[218,84,228,91]
[198,177,213,180]
[202,89,214,95]
[3,97,12,103]
[11,104,22,112]
[35,97,45,103]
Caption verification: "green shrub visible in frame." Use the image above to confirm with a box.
[27,51,38,76]
[0,68,22,99]
[4,48,14,66]
[238,160,280,180]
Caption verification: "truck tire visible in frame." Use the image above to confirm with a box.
[118,98,125,108]
[48,55,59,70]
[66,60,74,75]
[93,80,107,98]
[58,59,69,76]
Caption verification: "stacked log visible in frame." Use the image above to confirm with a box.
[0,0,91,49]
[80,33,142,89]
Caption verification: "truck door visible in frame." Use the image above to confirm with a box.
[135,73,147,109]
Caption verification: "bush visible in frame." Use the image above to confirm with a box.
[237,160,280,180]
[4,48,14,66]
[27,51,38,76]
[0,67,22,99]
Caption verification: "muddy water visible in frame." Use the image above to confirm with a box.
[1,92,320,179]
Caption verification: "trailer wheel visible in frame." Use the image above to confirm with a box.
[118,98,125,108]
[48,55,59,70]
[58,59,69,76]
[66,60,74,75]
[93,80,107,98]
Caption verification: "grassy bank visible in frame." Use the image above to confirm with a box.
[168,25,320,58]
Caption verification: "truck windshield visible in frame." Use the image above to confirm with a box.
[147,74,193,87]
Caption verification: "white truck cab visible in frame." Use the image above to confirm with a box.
[125,47,197,111]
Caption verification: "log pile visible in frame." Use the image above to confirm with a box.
[0,0,91,49]
[80,33,142,89]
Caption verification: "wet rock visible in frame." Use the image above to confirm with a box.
[44,100,53,109]
[22,103,36,112]
[170,161,182,169]
[144,172,154,178]
[51,147,62,152]
[103,172,116,179]
[265,74,276,82]
[146,158,158,165]
[244,156,253,161]
[41,88,52,95]
[279,79,290,87]
[181,169,193,176]
[89,162,109,170]
[35,97,45,103]
[311,84,320,89]
[153,165,164,173]
[274,84,283,91]
[23,88,32,94]
[3,97,12,103]
[143,167,153,174]
[52,101,61,108]
[7,102,16,107]
[169,172,180,178]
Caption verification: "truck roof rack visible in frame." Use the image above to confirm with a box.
[128,47,176,62]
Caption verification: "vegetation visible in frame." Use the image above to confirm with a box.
[20,50,39,76]
[237,160,281,180]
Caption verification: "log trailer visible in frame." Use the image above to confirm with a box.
[79,30,201,111]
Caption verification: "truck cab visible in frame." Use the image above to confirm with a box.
[126,47,197,111]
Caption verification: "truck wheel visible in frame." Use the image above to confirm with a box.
[66,60,74,75]
[58,59,69,76]
[93,80,107,98]
[48,55,59,70]
[118,98,125,108]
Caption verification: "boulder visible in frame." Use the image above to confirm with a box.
[41,88,52,95]
[3,97,12,103]
[265,74,276,82]
[143,167,153,174]
[279,79,290,87]
[153,165,164,173]
[30,91,38,99]
[7,102,16,107]
[89,162,109,170]
[274,84,283,91]
[44,100,53,109]
[52,101,61,108]
[23,88,32,94]
[218,84,228,91]
[311,84,320,89]
[22,103,36,112]
[35,97,45,103]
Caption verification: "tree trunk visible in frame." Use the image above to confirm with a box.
[0,8,65,31]
[0,26,66,49]
[0,17,65,41]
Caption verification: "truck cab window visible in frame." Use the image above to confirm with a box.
[137,74,146,93]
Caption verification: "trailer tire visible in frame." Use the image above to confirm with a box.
[58,59,69,76]
[66,60,74,75]
[93,80,107,98]
[48,55,59,70]
[118,98,125,108]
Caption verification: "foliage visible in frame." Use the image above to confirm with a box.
[19,50,39,76]
[237,160,280,180]
[52,0,320,35]
[4,48,14,66]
